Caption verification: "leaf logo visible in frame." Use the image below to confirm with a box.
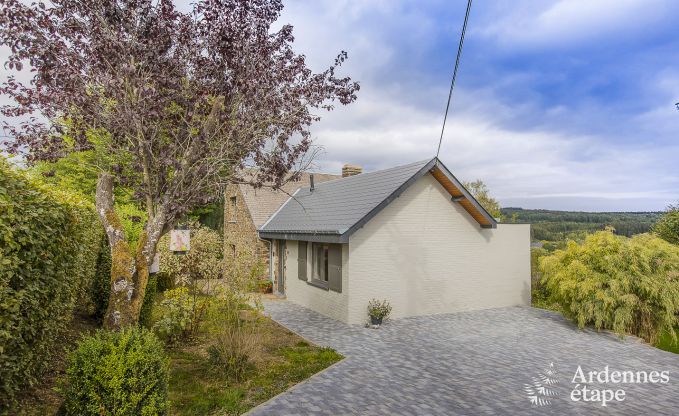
[524,362,559,406]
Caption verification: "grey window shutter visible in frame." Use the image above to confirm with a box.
[328,244,342,293]
[298,241,307,281]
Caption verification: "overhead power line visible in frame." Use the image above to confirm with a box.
[435,0,473,158]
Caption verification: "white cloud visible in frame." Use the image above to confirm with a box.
[273,0,679,210]
[478,0,679,49]
[2,0,677,211]
[307,86,679,211]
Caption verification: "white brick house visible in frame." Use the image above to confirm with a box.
[259,158,530,325]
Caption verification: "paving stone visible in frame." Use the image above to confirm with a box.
[247,300,679,415]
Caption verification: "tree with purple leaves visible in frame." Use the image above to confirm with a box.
[0,0,359,330]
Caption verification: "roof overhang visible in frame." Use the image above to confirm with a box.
[429,159,497,228]
[258,231,345,243]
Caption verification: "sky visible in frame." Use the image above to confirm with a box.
[2,0,678,211]
[268,0,679,212]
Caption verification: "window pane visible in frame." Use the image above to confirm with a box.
[323,245,329,281]
[315,244,321,279]
[310,243,332,283]
[298,241,307,281]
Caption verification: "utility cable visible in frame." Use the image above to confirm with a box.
[435,0,473,159]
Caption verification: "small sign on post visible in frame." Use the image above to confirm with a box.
[170,228,190,254]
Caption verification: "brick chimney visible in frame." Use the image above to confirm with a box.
[342,164,363,177]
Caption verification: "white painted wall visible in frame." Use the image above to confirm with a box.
[283,241,350,323]
[346,173,531,325]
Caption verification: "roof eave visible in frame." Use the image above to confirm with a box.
[258,231,344,243]
[431,158,498,228]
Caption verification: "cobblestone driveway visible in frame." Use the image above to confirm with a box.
[249,300,679,415]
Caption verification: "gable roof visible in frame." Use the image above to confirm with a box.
[238,172,340,229]
[259,157,497,243]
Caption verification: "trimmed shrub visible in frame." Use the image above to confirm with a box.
[0,159,105,406]
[540,230,679,343]
[62,328,169,416]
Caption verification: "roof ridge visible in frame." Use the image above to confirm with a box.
[301,158,435,189]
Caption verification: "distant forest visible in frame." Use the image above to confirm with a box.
[501,208,662,242]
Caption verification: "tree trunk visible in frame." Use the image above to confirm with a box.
[96,173,163,330]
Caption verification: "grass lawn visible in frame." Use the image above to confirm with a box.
[656,328,679,354]
[168,315,342,415]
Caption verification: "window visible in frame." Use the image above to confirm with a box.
[313,243,329,282]
[310,243,342,293]
[298,241,308,281]
[229,244,236,258]
[229,196,237,222]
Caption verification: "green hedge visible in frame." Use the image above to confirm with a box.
[62,328,169,415]
[0,159,106,407]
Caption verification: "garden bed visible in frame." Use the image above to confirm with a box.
[168,315,342,415]
[14,312,341,416]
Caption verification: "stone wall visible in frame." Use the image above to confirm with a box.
[222,171,341,287]
[223,184,270,279]
[270,239,284,294]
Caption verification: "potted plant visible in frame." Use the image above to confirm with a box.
[367,299,392,327]
[257,279,273,294]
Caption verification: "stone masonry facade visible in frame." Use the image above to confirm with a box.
[223,183,270,279]
[223,166,360,289]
